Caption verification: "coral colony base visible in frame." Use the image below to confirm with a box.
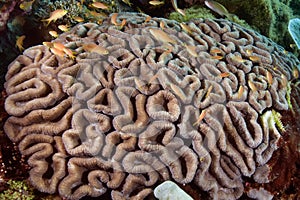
[3,12,300,200]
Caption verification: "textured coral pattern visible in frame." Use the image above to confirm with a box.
[4,13,300,199]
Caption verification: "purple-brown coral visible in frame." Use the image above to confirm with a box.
[3,12,300,199]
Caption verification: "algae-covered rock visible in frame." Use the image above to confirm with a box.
[168,4,251,29]
[168,5,215,22]
[216,0,294,49]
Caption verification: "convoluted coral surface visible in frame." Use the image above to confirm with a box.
[3,12,300,199]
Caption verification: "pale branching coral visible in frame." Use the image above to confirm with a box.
[4,12,300,200]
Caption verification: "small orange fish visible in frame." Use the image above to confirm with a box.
[180,23,193,34]
[205,85,213,98]
[88,11,107,18]
[149,0,164,6]
[248,80,257,92]
[145,16,151,23]
[49,30,59,38]
[42,41,53,48]
[73,16,84,22]
[58,24,69,32]
[210,55,223,60]
[90,2,109,9]
[293,67,299,79]
[16,35,26,51]
[82,43,109,55]
[160,21,165,29]
[184,44,197,57]
[171,0,185,16]
[204,0,234,19]
[266,70,273,85]
[249,55,260,62]
[149,28,177,44]
[237,85,244,99]
[42,9,68,26]
[232,55,245,63]
[50,47,65,58]
[193,110,207,126]
[281,74,287,87]
[111,13,119,26]
[210,48,222,54]
[219,72,230,78]
[52,42,65,51]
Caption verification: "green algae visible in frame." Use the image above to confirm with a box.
[0,180,35,200]
[168,5,215,22]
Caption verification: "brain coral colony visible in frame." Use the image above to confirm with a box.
[2,10,300,199]
[1,0,300,200]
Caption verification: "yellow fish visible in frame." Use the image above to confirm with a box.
[237,85,244,99]
[63,48,76,60]
[204,0,234,20]
[49,30,59,38]
[19,0,35,12]
[42,9,68,26]
[180,23,193,34]
[16,35,26,51]
[73,16,84,22]
[149,0,164,6]
[122,0,132,6]
[58,24,70,32]
[232,55,245,63]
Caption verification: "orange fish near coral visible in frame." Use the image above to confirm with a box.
[193,110,207,126]
[90,2,109,9]
[49,30,59,38]
[16,35,26,51]
[42,9,68,26]
[58,24,70,32]
[111,13,119,26]
[149,28,177,44]
[73,16,84,22]
[171,0,185,16]
[204,0,234,20]
[180,23,193,34]
[50,47,65,58]
[82,43,109,55]
[210,48,222,54]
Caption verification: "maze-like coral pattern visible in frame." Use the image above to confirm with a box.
[4,13,300,199]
